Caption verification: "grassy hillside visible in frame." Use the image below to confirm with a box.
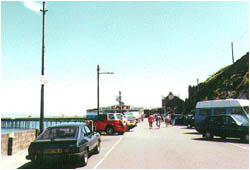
[186,52,249,112]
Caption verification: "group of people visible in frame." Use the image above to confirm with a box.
[147,113,176,129]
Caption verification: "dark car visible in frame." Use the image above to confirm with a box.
[26,123,101,166]
[202,114,249,142]
[186,115,195,128]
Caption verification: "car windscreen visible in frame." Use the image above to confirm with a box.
[232,115,249,124]
[37,126,79,140]
[127,116,136,120]
[124,112,133,116]
[243,106,249,115]
[116,114,123,120]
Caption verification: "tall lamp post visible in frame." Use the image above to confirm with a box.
[39,1,48,134]
[162,96,166,115]
[119,90,122,114]
[168,93,174,113]
[97,65,114,116]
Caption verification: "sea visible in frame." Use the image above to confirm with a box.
[1,112,83,134]
[1,128,31,134]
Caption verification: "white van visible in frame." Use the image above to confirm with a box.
[195,99,249,133]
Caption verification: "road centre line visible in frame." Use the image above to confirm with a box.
[93,136,123,169]
[229,143,249,151]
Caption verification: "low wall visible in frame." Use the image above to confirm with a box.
[1,129,37,156]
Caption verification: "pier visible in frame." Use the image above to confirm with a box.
[1,117,86,130]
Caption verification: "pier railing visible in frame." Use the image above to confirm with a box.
[1,117,87,130]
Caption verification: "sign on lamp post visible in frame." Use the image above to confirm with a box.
[40,75,48,85]
[168,94,174,100]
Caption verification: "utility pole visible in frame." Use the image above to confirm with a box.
[162,96,166,116]
[119,91,122,114]
[231,42,235,64]
[97,65,100,116]
[40,1,48,134]
[97,65,114,116]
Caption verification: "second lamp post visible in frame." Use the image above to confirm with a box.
[97,65,114,116]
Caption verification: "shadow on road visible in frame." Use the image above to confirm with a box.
[18,160,85,169]
[184,132,201,135]
[193,137,249,144]
[180,127,195,130]
[18,153,98,169]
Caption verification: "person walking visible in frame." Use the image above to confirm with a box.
[171,113,176,125]
[165,114,171,127]
[156,113,162,128]
[141,114,144,122]
[148,114,154,129]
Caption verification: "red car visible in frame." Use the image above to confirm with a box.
[93,113,127,135]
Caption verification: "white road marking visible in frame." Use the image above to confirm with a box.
[230,143,249,151]
[93,136,123,169]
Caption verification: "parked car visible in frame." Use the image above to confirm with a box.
[195,99,249,133]
[93,113,127,135]
[126,115,137,130]
[26,124,101,166]
[124,112,141,123]
[202,114,249,142]
[186,115,195,128]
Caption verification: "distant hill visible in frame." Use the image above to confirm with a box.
[186,52,249,112]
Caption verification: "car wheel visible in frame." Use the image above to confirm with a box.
[241,134,249,142]
[32,159,41,165]
[94,142,101,154]
[246,134,249,142]
[204,131,213,139]
[82,151,88,166]
[118,131,124,135]
[106,127,114,135]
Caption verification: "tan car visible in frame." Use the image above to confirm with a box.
[126,115,137,130]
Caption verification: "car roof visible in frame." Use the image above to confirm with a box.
[49,123,86,128]
[196,99,249,109]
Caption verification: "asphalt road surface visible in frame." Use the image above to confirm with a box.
[84,120,249,169]
[19,119,249,169]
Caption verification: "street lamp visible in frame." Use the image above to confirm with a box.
[97,65,114,116]
[162,95,166,115]
[39,1,48,134]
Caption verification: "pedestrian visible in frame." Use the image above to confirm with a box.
[161,113,165,122]
[148,114,154,129]
[156,113,162,128]
[171,113,176,125]
[165,114,171,127]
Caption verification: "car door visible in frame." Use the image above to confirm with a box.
[223,116,238,138]
[95,115,106,130]
[220,116,230,137]
[78,127,89,153]
[83,125,95,150]
[213,116,223,136]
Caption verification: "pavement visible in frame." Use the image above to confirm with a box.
[1,149,29,169]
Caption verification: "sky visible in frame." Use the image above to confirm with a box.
[1,1,249,117]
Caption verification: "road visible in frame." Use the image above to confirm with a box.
[83,120,248,169]
[9,119,249,169]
